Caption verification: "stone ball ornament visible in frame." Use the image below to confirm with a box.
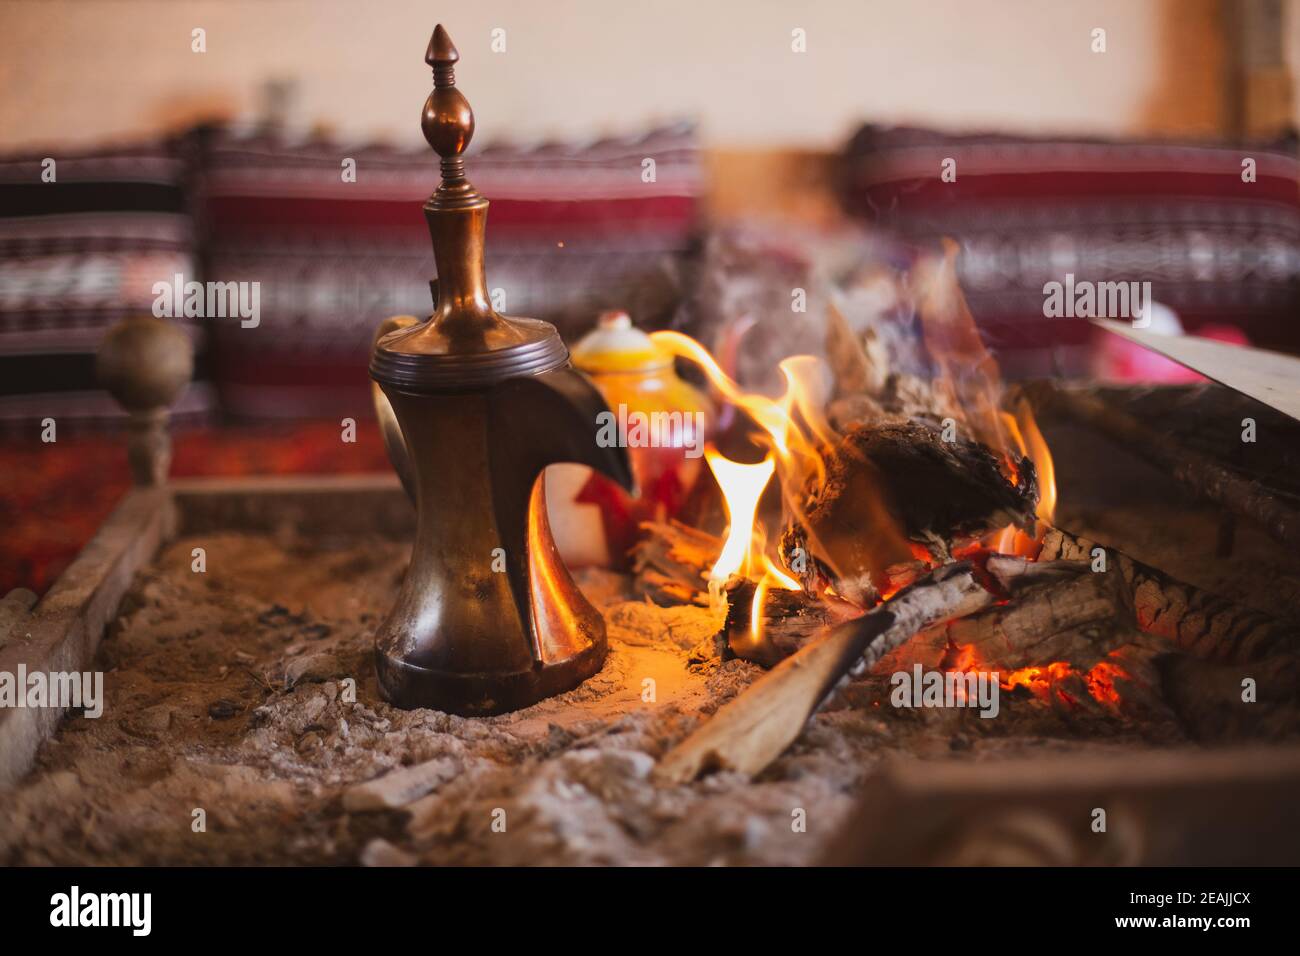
[96,313,194,413]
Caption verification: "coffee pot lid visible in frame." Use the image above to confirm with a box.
[370,25,567,391]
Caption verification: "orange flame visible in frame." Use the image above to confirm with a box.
[652,239,1058,647]
[655,331,838,629]
[912,239,1012,458]
[1019,402,1056,524]
[705,449,775,585]
[991,400,1057,555]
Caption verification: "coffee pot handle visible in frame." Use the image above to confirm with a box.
[371,313,422,499]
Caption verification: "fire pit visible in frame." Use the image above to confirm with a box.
[4,233,1299,866]
[3,25,1298,871]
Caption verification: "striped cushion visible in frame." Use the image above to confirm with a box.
[840,125,1300,377]
[0,140,216,434]
[199,122,702,419]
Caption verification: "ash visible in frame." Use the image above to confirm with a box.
[0,513,1267,866]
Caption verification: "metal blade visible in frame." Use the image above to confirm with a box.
[1092,318,1300,422]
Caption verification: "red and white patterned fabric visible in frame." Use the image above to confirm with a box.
[198,122,703,419]
[839,125,1300,377]
[0,139,216,434]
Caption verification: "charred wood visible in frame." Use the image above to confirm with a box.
[1040,526,1300,663]
[630,520,721,605]
[654,562,993,782]
[720,577,858,667]
[1024,380,1300,548]
[782,420,1037,603]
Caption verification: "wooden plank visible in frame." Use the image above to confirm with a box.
[1026,380,1300,548]
[171,473,412,538]
[826,745,1300,865]
[1093,319,1300,422]
[0,488,175,787]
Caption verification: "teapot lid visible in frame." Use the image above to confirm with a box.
[571,311,672,374]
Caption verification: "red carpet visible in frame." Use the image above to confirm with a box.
[1,421,391,596]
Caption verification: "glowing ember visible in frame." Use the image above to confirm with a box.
[1000,659,1127,708]
[1001,661,1075,694]
[1084,660,1126,706]
[944,643,1127,709]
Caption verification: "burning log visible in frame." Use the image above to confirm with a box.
[630,519,721,605]
[782,420,1038,603]
[858,550,1300,739]
[720,578,857,667]
[935,554,1130,673]
[1040,527,1299,663]
[654,562,994,783]
[631,522,862,665]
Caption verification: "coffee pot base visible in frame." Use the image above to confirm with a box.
[374,636,609,716]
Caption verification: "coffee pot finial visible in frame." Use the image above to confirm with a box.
[369,22,572,381]
[422,25,477,201]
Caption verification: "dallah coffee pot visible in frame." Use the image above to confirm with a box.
[369,25,633,715]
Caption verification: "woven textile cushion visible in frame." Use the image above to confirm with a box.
[0,140,215,434]
[200,123,702,419]
[839,125,1300,377]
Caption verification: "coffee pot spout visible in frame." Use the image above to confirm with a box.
[490,367,636,498]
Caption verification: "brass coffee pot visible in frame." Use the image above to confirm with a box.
[370,25,633,715]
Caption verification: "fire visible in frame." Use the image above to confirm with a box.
[912,241,1057,558]
[1001,661,1075,693]
[1019,403,1056,523]
[912,239,1012,456]
[1083,660,1125,706]
[703,449,801,617]
[647,238,1059,648]
[654,330,836,622]
[945,644,1127,709]
[705,450,774,584]
[990,401,1058,555]
[652,331,831,490]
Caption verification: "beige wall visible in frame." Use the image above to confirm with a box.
[1292,1,1300,131]
[0,0,1284,154]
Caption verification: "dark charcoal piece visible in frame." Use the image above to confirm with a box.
[721,577,845,667]
[785,420,1038,603]
[208,699,240,720]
